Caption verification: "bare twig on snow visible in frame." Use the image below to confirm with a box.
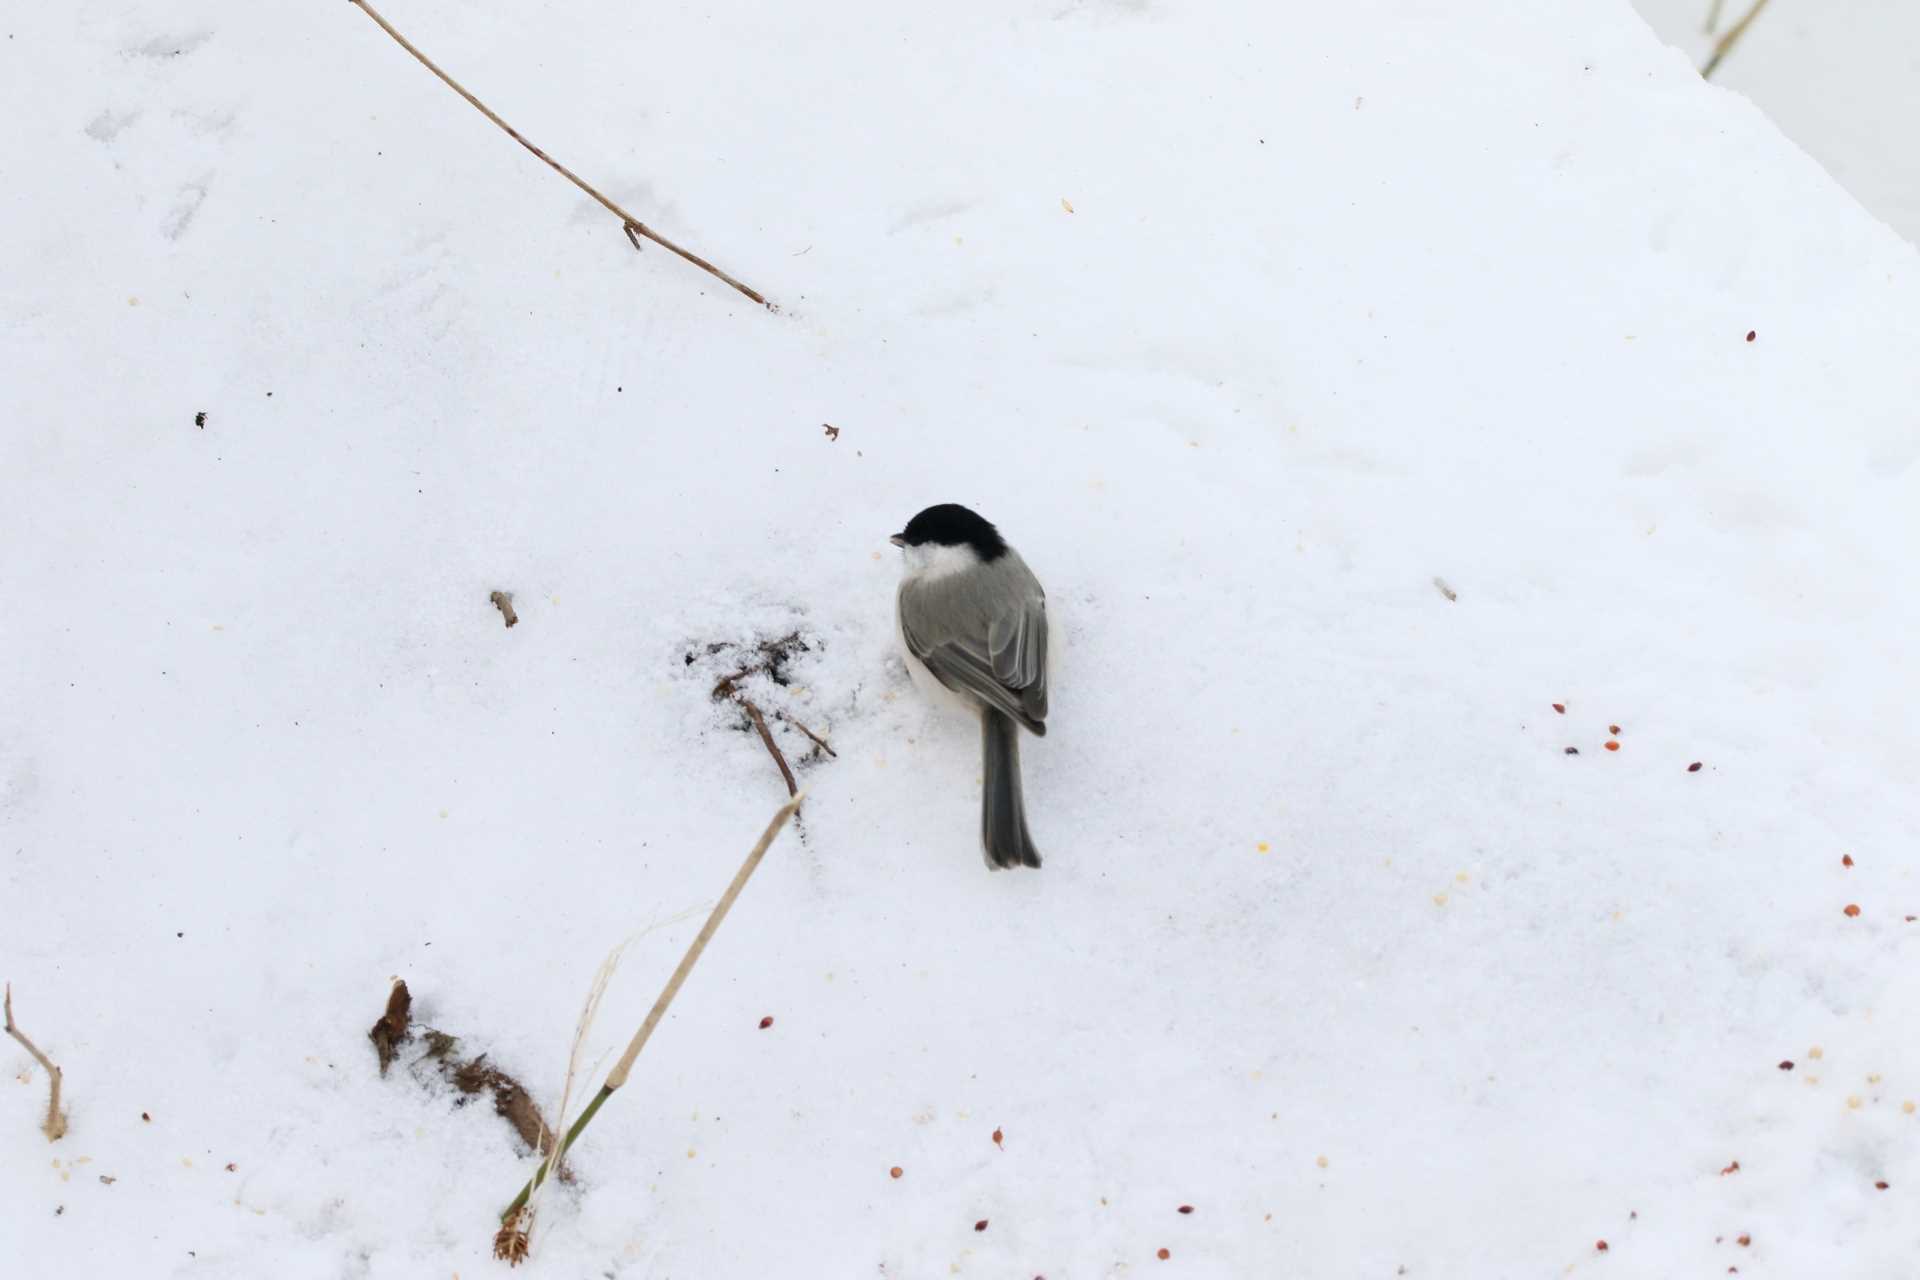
[4,984,68,1141]
[346,0,770,309]
[737,697,798,797]
[775,709,838,758]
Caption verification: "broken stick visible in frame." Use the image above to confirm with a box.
[4,983,68,1141]
[738,697,798,797]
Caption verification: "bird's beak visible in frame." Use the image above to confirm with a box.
[889,534,906,548]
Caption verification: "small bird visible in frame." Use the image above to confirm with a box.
[892,503,1050,870]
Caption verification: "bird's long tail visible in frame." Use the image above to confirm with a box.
[981,709,1040,870]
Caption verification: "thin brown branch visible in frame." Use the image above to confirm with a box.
[775,709,838,758]
[1701,0,1771,79]
[347,0,770,309]
[489,590,519,629]
[738,697,799,797]
[4,984,68,1141]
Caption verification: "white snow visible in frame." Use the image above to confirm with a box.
[5,0,1920,1276]
[1633,0,1920,246]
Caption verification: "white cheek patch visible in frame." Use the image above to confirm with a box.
[902,543,980,582]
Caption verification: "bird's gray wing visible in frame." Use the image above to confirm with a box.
[900,590,1049,735]
[986,597,1048,723]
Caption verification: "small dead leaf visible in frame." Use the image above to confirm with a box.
[975,1219,989,1232]
[758,1016,774,1030]
[1552,703,1566,714]
[822,423,840,442]
[890,1166,903,1179]
[992,1127,1004,1149]
[1157,1248,1171,1261]
[1604,740,1620,751]
[1178,1204,1194,1214]
[1596,1240,1609,1253]
[1061,198,1074,213]
[1875,1180,1890,1190]
[1842,855,1854,867]
[1736,1234,1751,1247]
[1688,762,1703,772]
[1844,904,1861,918]
[1720,1160,1740,1176]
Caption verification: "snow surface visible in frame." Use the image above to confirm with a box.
[1633,0,1920,246]
[6,1,1920,1276]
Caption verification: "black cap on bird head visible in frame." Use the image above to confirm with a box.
[890,503,1010,561]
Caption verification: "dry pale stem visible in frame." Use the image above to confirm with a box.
[4,984,68,1141]
[606,794,801,1089]
[498,796,803,1233]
